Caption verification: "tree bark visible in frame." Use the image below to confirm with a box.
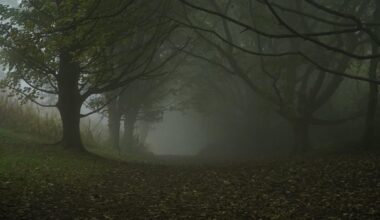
[57,50,84,151]
[57,100,83,150]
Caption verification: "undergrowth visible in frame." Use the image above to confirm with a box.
[0,95,61,141]
[0,94,105,149]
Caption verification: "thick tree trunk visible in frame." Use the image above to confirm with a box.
[57,50,84,151]
[57,102,83,150]
[292,119,311,153]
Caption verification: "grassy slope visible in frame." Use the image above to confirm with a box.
[1,128,380,219]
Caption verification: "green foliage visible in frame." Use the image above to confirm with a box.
[0,0,175,104]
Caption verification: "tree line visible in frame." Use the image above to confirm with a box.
[0,0,379,154]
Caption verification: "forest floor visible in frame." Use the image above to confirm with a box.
[0,128,380,219]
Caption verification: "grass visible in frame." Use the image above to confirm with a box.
[1,128,380,219]
[0,128,110,193]
[0,96,61,141]
[0,128,121,219]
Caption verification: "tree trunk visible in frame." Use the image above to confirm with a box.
[57,50,84,151]
[362,2,380,149]
[108,112,122,150]
[122,108,139,151]
[57,101,83,150]
[362,51,379,149]
[292,119,311,153]
[138,120,150,144]
[107,94,122,150]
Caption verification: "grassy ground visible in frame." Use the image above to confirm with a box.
[1,129,380,219]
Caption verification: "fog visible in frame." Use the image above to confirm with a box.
[146,111,206,155]
[0,0,375,158]
[0,0,380,218]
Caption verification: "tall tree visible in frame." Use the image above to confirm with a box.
[362,1,380,149]
[175,0,368,152]
[0,0,176,151]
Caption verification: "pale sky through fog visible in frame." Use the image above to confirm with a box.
[147,111,207,155]
[0,0,18,6]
